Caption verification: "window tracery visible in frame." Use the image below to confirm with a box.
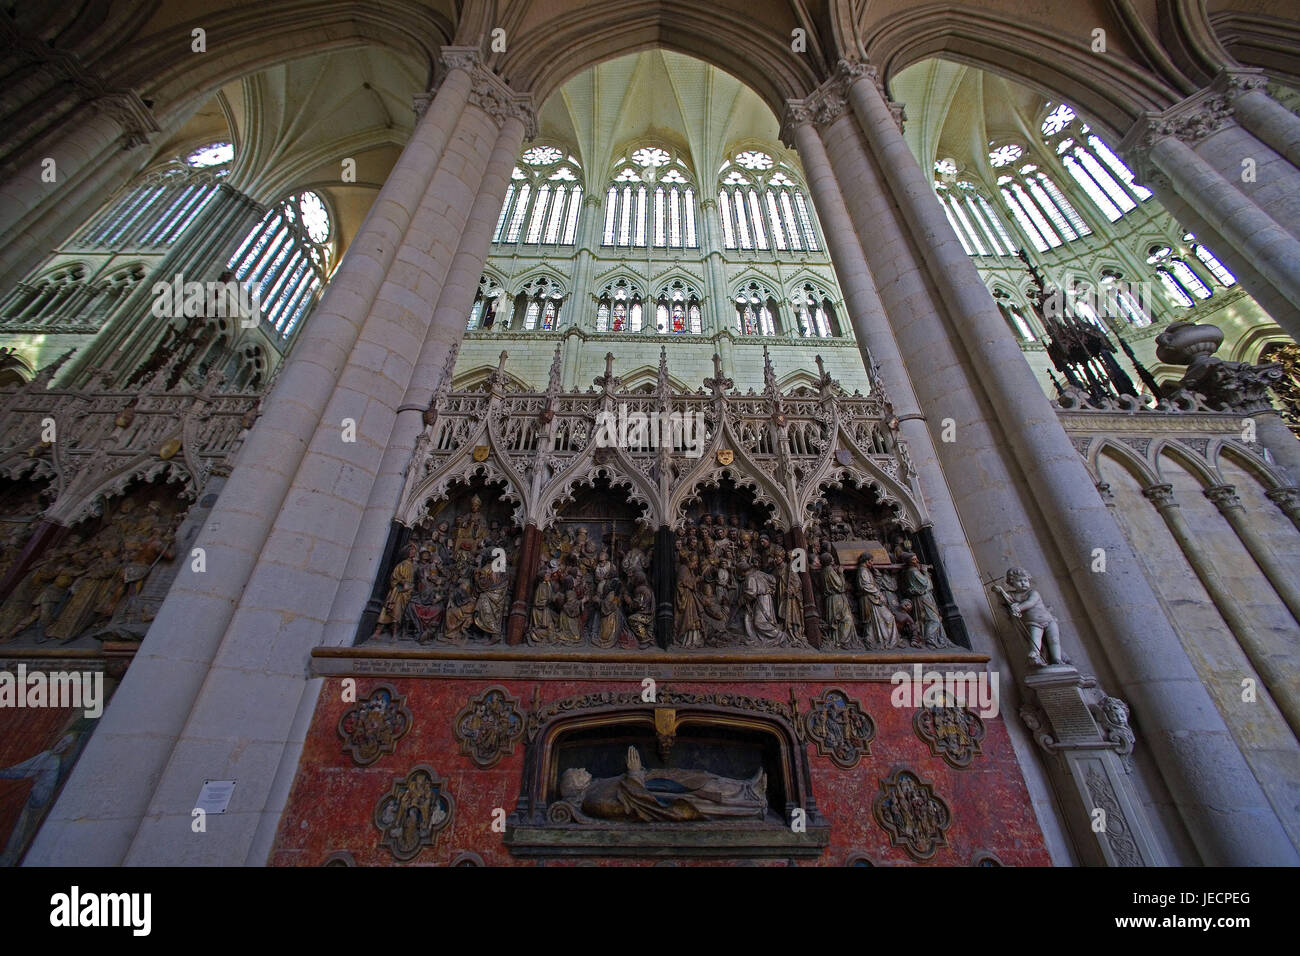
[734,281,780,336]
[227,189,333,338]
[717,150,818,252]
[494,146,584,246]
[602,146,696,249]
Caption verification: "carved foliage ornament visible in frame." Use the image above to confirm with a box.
[453,685,526,769]
[802,688,875,769]
[913,704,985,769]
[373,765,456,862]
[872,768,952,861]
[1084,764,1142,866]
[337,684,412,766]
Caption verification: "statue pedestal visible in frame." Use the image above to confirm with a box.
[1021,665,1166,866]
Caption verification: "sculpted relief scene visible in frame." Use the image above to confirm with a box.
[0,481,186,647]
[359,351,963,653]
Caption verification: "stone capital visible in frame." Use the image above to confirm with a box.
[1142,483,1177,508]
[1204,483,1242,510]
[1266,486,1300,510]
[1212,66,1272,101]
[100,90,161,150]
[468,69,537,139]
[1118,85,1238,181]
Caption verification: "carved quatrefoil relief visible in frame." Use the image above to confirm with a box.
[337,683,413,766]
[913,704,985,769]
[373,765,456,862]
[453,685,526,768]
[872,768,952,861]
[801,688,875,769]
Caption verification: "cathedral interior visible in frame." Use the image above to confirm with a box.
[2,0,1300,870]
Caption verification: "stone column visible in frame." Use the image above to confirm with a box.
[1227,73,1300,171]
[1143,483,1300,738]
[1267,486,1300,534]
[319,103,529,650]
[828,59,1295,864]
[785,113,989,637]
[1254,412,1300,487]
[1125,127,1300,343]
[789,106,1076,862]
[25,53,485,868]
[1205,483,1300,624]
[567,193,604,331]
[698,197,732,334]
[0,94,184,296]
[506,524,542,645]
[786,526,822,648]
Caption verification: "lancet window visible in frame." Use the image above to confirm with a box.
[495,145,584,246]
[717,150,818,252]
[227,189,332,337]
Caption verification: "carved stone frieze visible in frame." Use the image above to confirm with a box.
[872,768,951,861]
[337,684,412,766]
[524,688,800,743]
[453,685,526,768]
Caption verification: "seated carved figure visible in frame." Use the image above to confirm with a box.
[556,746,768,823]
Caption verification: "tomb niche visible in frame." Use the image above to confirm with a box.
[364,476,520,645]
[505,701,829,858]
[528,474,655,650]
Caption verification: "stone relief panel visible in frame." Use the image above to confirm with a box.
[1,481,186,646]
[453,685,525,768]
[367,478,520,646]
[373,765,456,862]
[336,684,412,766]
[913,704,986,769]
[801,688,875,769]
[872,768,952,861]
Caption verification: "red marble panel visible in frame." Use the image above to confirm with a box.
[269,677,1050,867]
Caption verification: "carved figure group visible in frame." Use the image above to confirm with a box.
[371,494,519,644]
[528,521,654,649]
[0,495,181,644]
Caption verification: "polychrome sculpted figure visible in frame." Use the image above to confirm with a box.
[698,581,730,646]
[528,568,556,645]
[472,560,508,641]
[903,555,950,648]
[556,589,583,644]
[820,547,860,649]
[993,567,1065,666]
[440,576,477,643]
[626,571,655,648]
[557,746,768,822]
[373,544,418,638]
[675,553,704,648]
[408,550,446,642]
[775,550,807,647]
[47,541,118,642]
[453,495,487,554]
[739,558,790,647]
[857,555,900,649]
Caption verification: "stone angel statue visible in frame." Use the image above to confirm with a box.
[992,567,1067,667]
